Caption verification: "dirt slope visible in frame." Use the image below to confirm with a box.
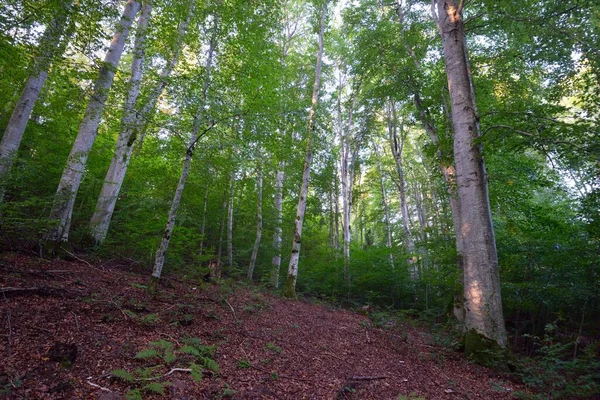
[0,253,522,399]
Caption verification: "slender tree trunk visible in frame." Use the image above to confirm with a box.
[89,1,152,243]
[89,0,194,243]
[270,165,284,287]
[227,168,235,270]
[284,1,328,298]
[46,0,140,245]
[387,100,415,254]
[248,160,263,280]
[333,166,340,250]
[374,143,394,268]
[149,16,218,293]
[0,2,72,204]
[435,0,507,351]
[217,190,227,266]
[198,182,210,257]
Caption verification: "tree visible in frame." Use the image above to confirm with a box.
[89,0,153,244]
[284,0,328,298]
[149,6,220,294]
[0,1,73,204]
[433,0,507,353]
[46,0,141,246]
[89,0,196,244]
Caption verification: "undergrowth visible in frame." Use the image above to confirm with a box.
[111,337,219,399]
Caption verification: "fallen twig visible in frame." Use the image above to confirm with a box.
[61,248,103,271]
[87,380,111,392]
[349,375,389,381]
[224,299,237,322]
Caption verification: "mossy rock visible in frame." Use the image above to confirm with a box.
[463,329,508,370]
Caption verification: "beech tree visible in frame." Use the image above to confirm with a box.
[433,0,507,351]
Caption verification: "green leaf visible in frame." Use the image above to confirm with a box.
[189,363,203,382]
[179,344,202,357]
[143,382,165,395]
[150,339,173,350]
[164,349,177,364]
[111,369,135,382]
[202,357,220,373]
[125,389,143,400]
[134,348,159,359]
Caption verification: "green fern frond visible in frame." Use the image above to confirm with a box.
[135,348,159,359]
[143,382,165,395]
[111,369,135,382]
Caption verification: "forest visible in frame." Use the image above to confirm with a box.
[0,0,599,398]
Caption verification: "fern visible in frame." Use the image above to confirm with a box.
[135,348,159,359]
[202,357,220,373]
[150,339,173,350]
[143,382,165,395]
[125,389,143,400]
[111,369,135,382]
[164,349,177,364]
[179,344,202,357]
[189,363,203,382]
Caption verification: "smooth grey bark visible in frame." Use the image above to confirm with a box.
[247,159,263,280]
[89,0,194,244]
[47,0,141,245]
[434,0,507,349]
[89,1,152,244]
[270,165,284,288]
[284,1,327,298]
[150,15,218,292]
[0,2,72,204]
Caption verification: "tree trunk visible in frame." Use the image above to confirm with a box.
[374,143,394,268]
[227,169,235,270]
[198,182,210,257]
[270,165,284,288]
[248,159,263,280]
[89,0,194,244]
[149,15,218,293]
[0,2,72,204]
[89,1,152,244]
[46,0,141,245]
[284,1,328,298]
[434,0,507,351]
[387,100,415,254]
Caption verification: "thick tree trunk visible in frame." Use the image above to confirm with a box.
[89,1,152,244]
[0,2,72,204]
[284,1,327,298]
[47,0,140,245]
[435,0,507,351]
[150,17,218,293]
[247,160,263,280]
[89,1,194,244]
[270,165,284,288]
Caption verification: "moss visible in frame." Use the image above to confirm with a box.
[282,275,296,299]
[463,329,508,369]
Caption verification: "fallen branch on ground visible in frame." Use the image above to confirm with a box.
[349,375,389,381]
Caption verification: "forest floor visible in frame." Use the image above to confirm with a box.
[0,252,525,399]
